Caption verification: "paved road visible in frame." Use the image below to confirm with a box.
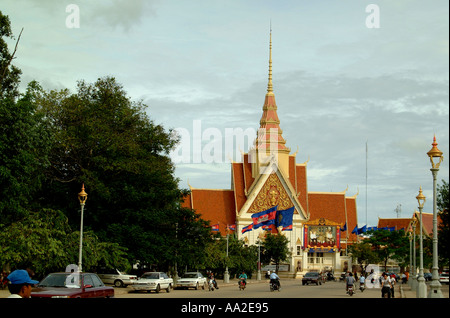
[115,279,386,298]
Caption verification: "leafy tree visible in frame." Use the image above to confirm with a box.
[0,11,22,99]
[437,180,449,266]
[364,229,409,272]
[0,209,128,278]
[202,234,258,278]
[261,233,291,273]
[1,13,50,224]
[348,241,380,274]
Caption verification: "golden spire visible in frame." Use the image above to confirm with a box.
[267,23,273,96]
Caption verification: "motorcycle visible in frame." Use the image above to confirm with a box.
[360,283,365,292]
[270,279,280,292]
[208,279,215,291]
[239,278,246,291]
[348,284,354,296]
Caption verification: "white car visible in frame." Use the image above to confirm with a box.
[96,268,138,287]
[131,272,174,293]
[175,272,207,290]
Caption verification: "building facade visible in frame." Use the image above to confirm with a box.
[181,32,359,277]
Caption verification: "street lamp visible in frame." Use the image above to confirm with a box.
[426,136,444,298]
[77,184,88,272]
[410,216,417,290]
[416,186,427,298]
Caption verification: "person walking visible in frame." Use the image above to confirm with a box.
[380,272,392,298]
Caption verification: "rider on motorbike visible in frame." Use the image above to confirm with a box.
[269,271,280,289]
[238,271,247,287]
[345,272,356,294]
[359,274,365,291]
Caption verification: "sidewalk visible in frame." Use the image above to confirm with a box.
[399,283,449,298]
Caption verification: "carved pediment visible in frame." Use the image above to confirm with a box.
[305,218,342,227]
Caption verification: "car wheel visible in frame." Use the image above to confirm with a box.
[156,284,161,293]
[166,284,172,293]
[195,282,199,290]
[114,280,124,288]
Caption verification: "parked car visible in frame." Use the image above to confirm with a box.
[175,272,207,290]
[131,272,173,293]
[424,273,432,281]
[439,273,449,284]
[96,268,137,287]
[31,272,114,298]
[302,272,322,285]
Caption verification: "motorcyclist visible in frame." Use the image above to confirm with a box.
[208,271,219,289]
[345,272,356,294]
[269,271,280,289]
[238,271,247,287]
[359,274,365,291]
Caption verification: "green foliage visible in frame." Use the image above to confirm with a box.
[348,242,380,273]
[0,11,22,99]
[0,209,128,278]
[261,234,291,273]
[202,235,258,278]
[364,229,409,271]
[437,180,449,266]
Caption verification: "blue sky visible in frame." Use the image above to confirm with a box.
[2,0,448,226]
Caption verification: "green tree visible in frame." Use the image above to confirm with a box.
[0,11,22,99]
[365,229,409,272]
[348,241,380,274]
[261,234,291,273]
[33,76,211,269]
[0,209,128,278]
[437,180,449,267]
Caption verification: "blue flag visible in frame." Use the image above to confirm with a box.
[276,206,294,228]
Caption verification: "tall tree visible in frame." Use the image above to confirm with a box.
[34,77,210,268]
[437,180,449,266]
[261,234,291,273]
[0,11,22,100]
[365,229,409,272]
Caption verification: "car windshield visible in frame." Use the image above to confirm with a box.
[141,273,160,279]
[38,273,82,288]
[305,272,318,277]
[182,273,199,278]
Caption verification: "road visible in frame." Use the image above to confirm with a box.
[115,279,385,298]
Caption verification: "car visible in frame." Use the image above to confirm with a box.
[439,273,449,284]
[175,272,207,290]
[302,272,322,285]
[96,268,138,287]
[423,273,432,281]
[131,272,173,293]
[31,272,114,298]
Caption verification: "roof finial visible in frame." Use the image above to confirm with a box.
[267,21,273,95]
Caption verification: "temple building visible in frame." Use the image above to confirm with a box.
[181,31,359,277]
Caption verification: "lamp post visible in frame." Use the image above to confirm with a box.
[410,216,417,290]
[224,233,230,283]
[416,187,427,298]
[426,136,444,298]
[77,184,88,272]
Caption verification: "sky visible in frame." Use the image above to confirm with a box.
[2,0,448,227]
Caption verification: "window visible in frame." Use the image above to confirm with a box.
[296,246,301,256]
[91,275,104,287]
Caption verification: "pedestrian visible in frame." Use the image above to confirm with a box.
[401,272,407,284]
[6,269,39,298]
[380,272,392,298]
[390,274,396,298]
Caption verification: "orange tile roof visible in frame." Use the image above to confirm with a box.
[377,218,412,231]
[181,189,236,236]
